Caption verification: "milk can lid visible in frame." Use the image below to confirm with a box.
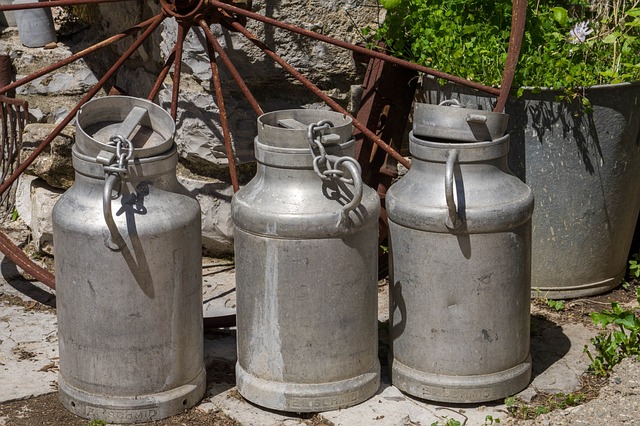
[413,100,508,142]
[75,96,175,159]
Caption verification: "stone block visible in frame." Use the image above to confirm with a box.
[178,174,235,257]
[14,175,63,255]
[19,123,75,190]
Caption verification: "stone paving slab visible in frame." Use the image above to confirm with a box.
[0,252,599,425]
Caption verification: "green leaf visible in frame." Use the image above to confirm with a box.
[626,8,640,17]
[603,33,619,44]
[551,7,569,26]
[591,311,616,327]
[379,0,402,10]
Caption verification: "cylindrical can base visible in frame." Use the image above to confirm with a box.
[58,367,206,423]
[532,272,623,300]
[236,361,380,413]
[391,355,531,404]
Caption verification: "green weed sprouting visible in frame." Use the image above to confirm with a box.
[584,287,640,376]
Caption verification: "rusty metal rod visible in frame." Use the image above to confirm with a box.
[199,20,263,116]
[228,19,411,169]
[211,0,500,97]
[494,0,527,112]
[201,22,240,192]
[0,0,129,11]
[0,231,55,287]
[170,21,188,120]
[0,13,165,197]
[0,16,158,96]
[148,48,176,101]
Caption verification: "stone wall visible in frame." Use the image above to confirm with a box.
[1,0,383,257]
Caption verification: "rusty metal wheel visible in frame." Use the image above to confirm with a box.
[0,0,526,318]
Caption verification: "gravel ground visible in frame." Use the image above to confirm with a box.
[515,357,640,425]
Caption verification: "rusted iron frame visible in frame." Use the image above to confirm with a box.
[494,0,527,112]
[0,0,128,11]
[170,22,188,120]
[0,96,28,207]
[0,14,166,289]
[0,16,159,97]
[0,231,55,287]
[199,20,241,192]
[210,0,500,97]
[148,48,176,101]
[199,20,263,116]
[226,18,411,170]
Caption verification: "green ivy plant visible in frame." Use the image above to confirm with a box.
[374,0,640,91]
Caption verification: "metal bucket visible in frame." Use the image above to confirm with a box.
[419,79,640,299]
[232,109,381,412]
[13,0,56,47]
[0,0,17,27]
[386,112,533,402]
[53,96,205,423]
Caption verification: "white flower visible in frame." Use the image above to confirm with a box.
[569,21,593,44]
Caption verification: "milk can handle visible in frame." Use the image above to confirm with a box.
[103,173,125,250]
[445,149,460,228]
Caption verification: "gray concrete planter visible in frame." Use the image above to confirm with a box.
[419,80,640,299]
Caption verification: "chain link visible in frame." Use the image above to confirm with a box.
[103,135,134,176]
[307,120,363,214]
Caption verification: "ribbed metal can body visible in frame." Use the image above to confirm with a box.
[232,110,381,412]
[52,97,205,423]
[387,131,534,403]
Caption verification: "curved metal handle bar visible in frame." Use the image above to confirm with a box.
[445,149,460,229]
[102,174,125,250]
[439,99,463,108]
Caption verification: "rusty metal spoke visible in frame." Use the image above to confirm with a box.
[494,0,527,112]
[0,16,160,96]
[170,22,189,120]
[224,18,411,169]
[201,25,240,192]
[148,48,176,101]
[0,230,55,287]
[199,20,263,117]
[210,0,500,97]
[0,0,131,11]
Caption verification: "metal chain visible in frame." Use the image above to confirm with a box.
[103,134,134,176]
[308,120,362,183]
[307,120,363,214]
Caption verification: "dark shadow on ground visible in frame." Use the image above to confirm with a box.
[0,254,56,308]
[530,314,572,379]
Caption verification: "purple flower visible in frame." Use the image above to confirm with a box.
[569,21,593,44]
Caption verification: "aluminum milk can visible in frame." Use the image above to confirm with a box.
[232,109,381,412]
[13,0,56,47]
[386,101,534,403]
[53,96,205,423]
